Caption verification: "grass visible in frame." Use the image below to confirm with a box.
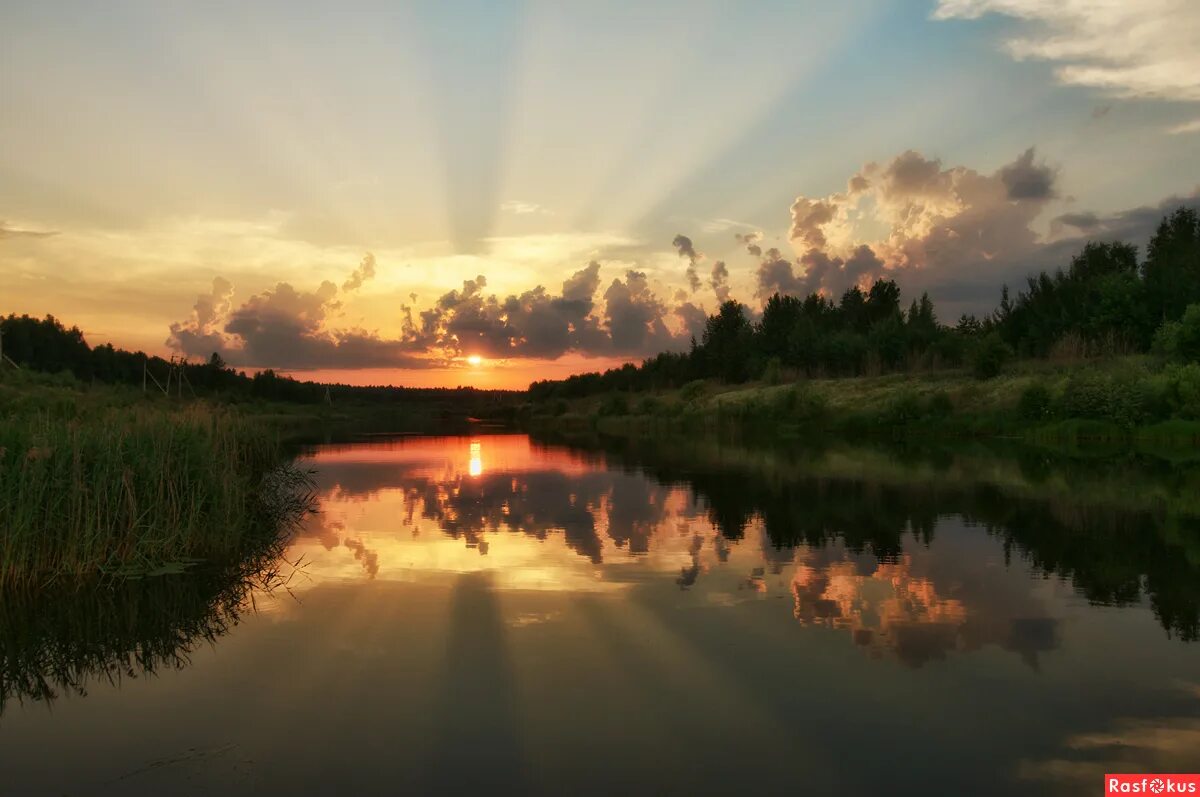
[526,355,1200,446]
[0,369,313,589]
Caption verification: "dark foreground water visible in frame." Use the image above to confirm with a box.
[2,434,1199,795]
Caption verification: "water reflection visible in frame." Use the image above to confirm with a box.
[289,434,1198,668]
[4,434,1200,795]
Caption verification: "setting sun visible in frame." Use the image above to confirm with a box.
[466,355,483,367]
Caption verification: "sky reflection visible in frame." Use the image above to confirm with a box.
[292,435,1074,668]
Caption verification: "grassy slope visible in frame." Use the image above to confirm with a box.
[528,356,1200,444]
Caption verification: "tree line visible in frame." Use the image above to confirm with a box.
[530,207,1200,400]
[0,314,511,405]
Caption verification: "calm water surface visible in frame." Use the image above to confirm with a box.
[2,434,1198,795]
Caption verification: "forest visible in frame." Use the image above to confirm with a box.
[530,207,1200,400]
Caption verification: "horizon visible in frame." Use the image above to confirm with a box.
[3,1,1199,390]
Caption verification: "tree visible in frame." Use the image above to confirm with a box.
[1143,207,1200,323]
[701,300,753,383]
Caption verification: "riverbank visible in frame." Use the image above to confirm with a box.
[524,356,1200,446]
[0,369,316,588]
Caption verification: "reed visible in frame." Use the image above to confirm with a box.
[0,402,312,588]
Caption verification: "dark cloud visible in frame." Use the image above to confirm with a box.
[672,233,703,293]
[998,147,1057,200]
[709,260,730,303]
[603,270,678,355]
[1051,210,1101,234]
[675,301,708,342]
[755,247,803,299]
[755,245,883,300]
[341,252,377,292]
[735,230,762,257]
[168,260,431,369]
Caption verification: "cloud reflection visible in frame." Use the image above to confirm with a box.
[285,435,1084,668]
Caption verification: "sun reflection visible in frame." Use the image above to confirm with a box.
[469,440,483,477]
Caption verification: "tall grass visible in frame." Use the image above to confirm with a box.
[0,403,312,588]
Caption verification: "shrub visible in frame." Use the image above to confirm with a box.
[926,391,954,418]
[887,391,924,425]
[636,395,664,415]
[1154,303,1200,362]
[597,394,629,417]
[762,357,783,386]
[970,333,1012,380]
[1017,383,1054,421]
[679,379,707,401]
[1057,372,1153,427]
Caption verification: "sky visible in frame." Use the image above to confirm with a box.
[2,0,1198,389]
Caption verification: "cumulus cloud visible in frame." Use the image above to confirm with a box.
[419,262,697,359]
[171,255,699,370]
[998,147,1057,200]
[768,145,1199,314]
[934,1,1200,105]
[166,277,235,359]
[168,259,430,369]
[768,147,1059,302]
[672,233,703,293]
[341,252,376,291]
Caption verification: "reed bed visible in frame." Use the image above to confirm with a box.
[0,403,312,588]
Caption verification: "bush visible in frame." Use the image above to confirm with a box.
[597,394,630,417]
[887,391,924,425]
[679,379,707,401]
[1057,372,1154,427]
[926,391,954,418]
[970,333,1012,380]
[1017,383,1054,421]
[761,357,783,386]
[1153,363,1200,419]
[773,385,828,424]
[636,395,664,415]
[1154,303,1200,362]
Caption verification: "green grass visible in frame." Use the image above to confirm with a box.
[527,356,1200,446]
[0,370,312,588]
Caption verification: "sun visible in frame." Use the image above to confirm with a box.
[466,354,483,367]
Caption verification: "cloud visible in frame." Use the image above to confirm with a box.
[735,231,763,257]
[500,200,552,216]
[769,145,1199,315]
[0,221,57,240]
[603,269,679,355]
[365,261,692,364]
[341,252,377,292]
[998,147,1057,200]
[1050,210,1100,235]
[709,260,731,303]
[934,1,1200,105]
[168,271,432,370]
[788,197,837,248]
[1168,118,1200,135]
[672,233,703,293]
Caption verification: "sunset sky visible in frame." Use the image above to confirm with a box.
[2,1,1198,389]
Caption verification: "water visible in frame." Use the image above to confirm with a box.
[2,433,1199,795]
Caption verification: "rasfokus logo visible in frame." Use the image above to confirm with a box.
[1107,775,1200,794]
